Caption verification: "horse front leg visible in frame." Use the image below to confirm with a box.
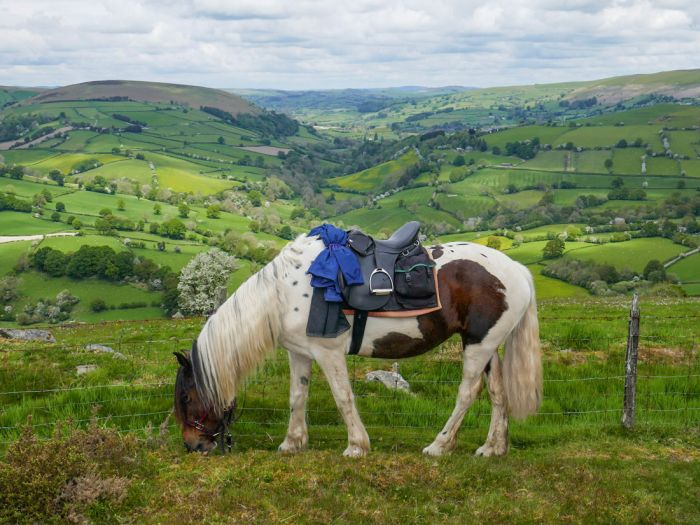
[313,349,370,457]
[279,351,312,454]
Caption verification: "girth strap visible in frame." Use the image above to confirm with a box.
[348,310,368,355]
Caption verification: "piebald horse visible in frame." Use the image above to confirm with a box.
[174,235,542,457]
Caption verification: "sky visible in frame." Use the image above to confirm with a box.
[1,0,699,90]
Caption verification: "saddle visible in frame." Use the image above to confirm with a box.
[339,221,439,353]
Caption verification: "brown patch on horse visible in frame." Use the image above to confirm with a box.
[371,260,508,358]
[431,246,444,259]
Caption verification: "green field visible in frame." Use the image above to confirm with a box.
[563,238,688,272]
[0,211,70,235]
[328,150,419,192]
[1,295,698,523]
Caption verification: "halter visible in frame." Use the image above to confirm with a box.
[185,399,238,454]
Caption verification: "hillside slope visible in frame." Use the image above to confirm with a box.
[567,69,700,104]
[27,80,259,116]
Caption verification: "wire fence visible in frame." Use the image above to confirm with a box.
[0,307,698,449]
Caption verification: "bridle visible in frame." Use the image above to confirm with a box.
[185,399,239,454]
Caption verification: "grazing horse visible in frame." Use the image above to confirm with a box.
[174,235,542,457]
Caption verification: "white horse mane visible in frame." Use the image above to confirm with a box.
[192,235,314,412]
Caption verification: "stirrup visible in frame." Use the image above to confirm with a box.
[369,268,393,295]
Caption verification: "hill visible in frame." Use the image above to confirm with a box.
[566,69,700,104]
[0,76,698,329]
[0,86,44,107]
[257,69,700,139]
[28,80,259,116]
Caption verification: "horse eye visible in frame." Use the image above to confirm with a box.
[182,394,191,404]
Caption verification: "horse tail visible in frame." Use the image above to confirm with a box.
[503,272,542,419]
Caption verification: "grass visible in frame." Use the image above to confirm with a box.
[328,150,419,192]
[556,126,664,149]
[0,211,70,235]
[646,156,681,176]
[8,271,161,320]
[562,238,688,273]
[0,296,698,523]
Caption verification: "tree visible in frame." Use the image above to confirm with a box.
[643,260,665,281]
[616,139,628,148]
[48,169,65,186]
[55,202,65,212]
[543,238,565,259]
[486,237,502,250]
[178,201,190,218]
[160,218,186,239]
[177,248,237,316]
[8,165,24,180]
[153,203,161,215]
[117,198,125,211]
[278,224,294,240]
[248,190,263,207]
[218,136,225,145]
[206,204,221,219]
[43,250,67,277]
[452,155,465,167]
[604,158,613,171]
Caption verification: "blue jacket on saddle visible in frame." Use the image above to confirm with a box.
[307,224,363,302]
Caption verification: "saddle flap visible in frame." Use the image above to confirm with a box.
[347,230,374,256]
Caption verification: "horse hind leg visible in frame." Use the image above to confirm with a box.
[278,351,312,454]
[475,352,508,457]
[423,341,496,457]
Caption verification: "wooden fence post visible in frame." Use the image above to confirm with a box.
[622,294,640,429]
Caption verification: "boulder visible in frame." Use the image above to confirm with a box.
[365,366,411,393]
[85,343,127,360]
[0,328,56,343]
[76,364,98,375]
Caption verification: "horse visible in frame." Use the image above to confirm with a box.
[173,234,542,457]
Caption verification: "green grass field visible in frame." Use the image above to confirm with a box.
[0,296,698,523]
[0,211,70,235]
[562,238,687,272]
[328,150,419,192]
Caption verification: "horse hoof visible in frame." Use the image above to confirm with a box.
[278,438,306,454]
[422,443,447,457]
[474,443,507,457]
[342,445,367,458]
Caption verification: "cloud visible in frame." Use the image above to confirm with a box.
[0,0,698,89]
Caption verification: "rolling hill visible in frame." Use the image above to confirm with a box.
[0,73,698,328]
[28,80,259,116]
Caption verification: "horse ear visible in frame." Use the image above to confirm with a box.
[173,351,191,370]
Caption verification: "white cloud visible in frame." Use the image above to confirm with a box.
[0,0,698,88]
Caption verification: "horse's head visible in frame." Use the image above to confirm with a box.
[173,350,235,454]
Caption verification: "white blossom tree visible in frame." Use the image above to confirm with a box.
[177,248,237,316]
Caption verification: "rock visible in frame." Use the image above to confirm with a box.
[172,311,184,319]
[0,328,56,343]
[365,367,411,393]
[85,343,127,360]
[76,364,98,375]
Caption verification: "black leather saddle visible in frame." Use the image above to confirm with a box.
[341,221,421,311]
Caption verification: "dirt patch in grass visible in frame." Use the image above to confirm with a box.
[639,346,696,365]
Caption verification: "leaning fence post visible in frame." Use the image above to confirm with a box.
[622,294,640,429]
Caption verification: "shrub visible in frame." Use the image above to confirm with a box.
[90,298,107,312]
[0,420,133,524]
[177,248,236,316]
